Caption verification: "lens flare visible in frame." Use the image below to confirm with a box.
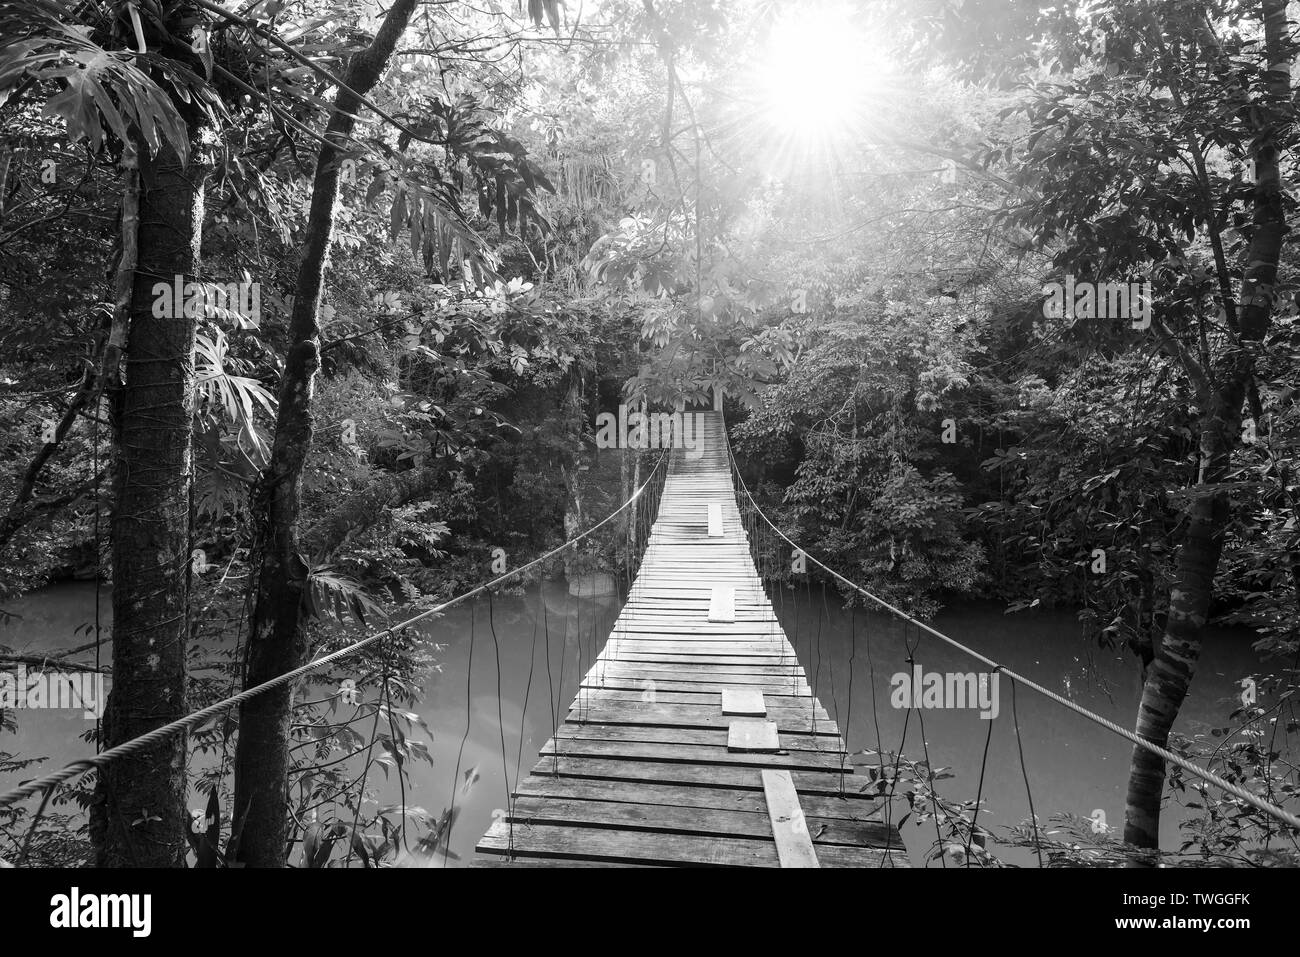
[743,2,893,176]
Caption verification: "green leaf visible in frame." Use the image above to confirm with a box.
[0,13,196,161]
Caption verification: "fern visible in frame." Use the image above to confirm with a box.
[305,565,385,627]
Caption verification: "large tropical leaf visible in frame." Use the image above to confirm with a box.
[304,565,385,626]
[194,328,276,463]
[0,2,197,160]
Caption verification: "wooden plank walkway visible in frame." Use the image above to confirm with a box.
[475,412,908,867]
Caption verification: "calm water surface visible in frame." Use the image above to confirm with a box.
[0,581,1273,866]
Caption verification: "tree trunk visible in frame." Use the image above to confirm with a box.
[231,0,418,868]
[1123,383,1241,856]
[91,134,204,867]
[1123,0,1290,857]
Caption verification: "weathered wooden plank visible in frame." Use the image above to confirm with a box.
[478,821,903,867]
[478,821,771,867]
[602,644,793,657]
[554,723,840,754]
[616,604,764,614]
[542,737,838,771]
[601,645,788,659]
[721,689,767,716]
[573,688,820,708]
[563,704,830,733]
[708,501,723,537]
[727,719,781,753]
[614,612,773,624]
[614,618,774,628]
[509,774,894,824]
[583,673,810,693]
[527,755,860,793]
[502,796,896,849]
[762,770,820,868]
[590,660,801,677]
[621,594,759,602]
[604,633,787,646]
[607,626,779,638]
[707,586,736,622]
[470,854,662,868]
[587,661,806,677]
[600,652,791,667]
[578,676,815,697]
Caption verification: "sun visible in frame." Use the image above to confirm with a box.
[746,3,891,172]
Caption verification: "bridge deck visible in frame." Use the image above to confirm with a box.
[475,413,908,867]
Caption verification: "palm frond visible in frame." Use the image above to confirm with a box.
[304,565,385,627]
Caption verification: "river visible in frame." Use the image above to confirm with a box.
[0,581,1273,866]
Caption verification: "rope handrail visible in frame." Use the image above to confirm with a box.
[720,423,1300,835]
[0,449,670,811]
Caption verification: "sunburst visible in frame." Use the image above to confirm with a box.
[727,2,900,185]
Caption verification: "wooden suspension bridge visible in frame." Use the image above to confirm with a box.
[475,412,908,867]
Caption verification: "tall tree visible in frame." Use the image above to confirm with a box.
[1124,0,1293,854]
[92,0,211,867]
[0,0,210,865]
[95,135,204,868]
[231,0,419,867]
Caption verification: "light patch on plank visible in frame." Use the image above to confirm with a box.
[727,719,779,752]
[707,502,723,537]
[707,586,735,622]
[762,769,819,868]
[721,689,766,716]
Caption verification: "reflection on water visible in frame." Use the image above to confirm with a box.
[0,581,1277,866]
[0,584,112,780]
[393,581,621,866]
[776,584,1273,866]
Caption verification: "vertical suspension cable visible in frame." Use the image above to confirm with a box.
[861,600,886,789]
[908,618,945,868]
[444,600,476,867]
[1010,677,1044,867]
[553,575,569,752]
[842,604,856,795]
[485,591,512,858]
[543,584,558,776]
[822,583,840,745]
[574,549,585,724]
[966,712,995,868]
[514,596,540,801]
[811,582,825,737]
[880,620,919,868]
